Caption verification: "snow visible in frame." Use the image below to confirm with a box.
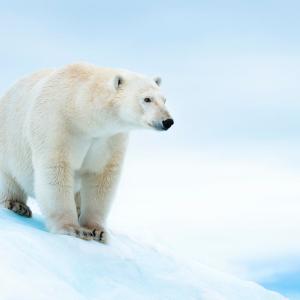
[0,205,287,300]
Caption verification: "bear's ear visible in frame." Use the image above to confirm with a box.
[153,76,162,86]
[113,75,123,90]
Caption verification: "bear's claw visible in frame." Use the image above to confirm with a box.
[6,199,32,218]
[92,228,106,243]
[59,225,107,243]
[69,226,94,240]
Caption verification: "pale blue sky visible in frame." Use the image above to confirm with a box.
[1,1,300,298]
[1,0,300,147]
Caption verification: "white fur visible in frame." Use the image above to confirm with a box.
[0,63,172,242]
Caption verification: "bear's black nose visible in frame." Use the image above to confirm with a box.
[162,118,174,130]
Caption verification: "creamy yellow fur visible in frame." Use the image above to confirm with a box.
[0,63,172,242]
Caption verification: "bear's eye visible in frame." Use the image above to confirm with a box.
[144,98,152,103]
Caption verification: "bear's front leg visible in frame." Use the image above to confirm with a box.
[34,159,96,241]
[79,157,123,244]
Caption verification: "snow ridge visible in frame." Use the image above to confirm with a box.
[0,208,287,300]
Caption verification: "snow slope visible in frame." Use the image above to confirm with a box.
[0,207,287,300]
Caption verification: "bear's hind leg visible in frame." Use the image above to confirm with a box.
[0,171,32,218]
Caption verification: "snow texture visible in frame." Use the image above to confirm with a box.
[0,207,287,300]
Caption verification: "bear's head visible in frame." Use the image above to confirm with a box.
[111,71,174,132]
[71,65,174,136]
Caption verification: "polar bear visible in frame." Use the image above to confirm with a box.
[0,63,173,243]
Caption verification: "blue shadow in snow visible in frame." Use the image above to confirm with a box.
[260,270,300,299]
[0,208,47,232]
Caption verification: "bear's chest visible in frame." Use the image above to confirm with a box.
[70,137,112,173]
[72,137,112,193]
